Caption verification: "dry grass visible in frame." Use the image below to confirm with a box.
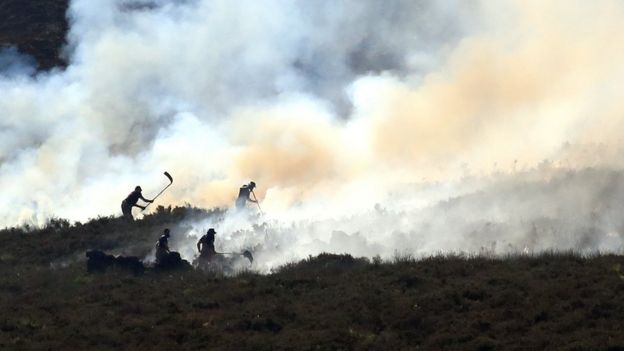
[2,210,624,350]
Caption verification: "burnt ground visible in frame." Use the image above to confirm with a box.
[0,0,69,70]
[1,207,624,350]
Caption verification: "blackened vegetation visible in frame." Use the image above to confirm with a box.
[154,251,192,271]
[2,211,624,349]
[0,0,69,70]
[85,247,191,274]
[86,250,145,276]
[0,205,219,267]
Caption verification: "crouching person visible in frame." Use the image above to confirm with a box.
[154,228,192,271]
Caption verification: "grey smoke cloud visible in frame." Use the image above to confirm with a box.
[1,0,473,225]
[0,47,37,77]
[2,0,624,269]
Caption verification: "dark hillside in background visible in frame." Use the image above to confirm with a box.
[0,0,69,70]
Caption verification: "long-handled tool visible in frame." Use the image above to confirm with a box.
[216,250,254,264]
[251,190,272,243]
[251,190,263,216]
[143,171,173,211]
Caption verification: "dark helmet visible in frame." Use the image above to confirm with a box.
[164,228,170,237]
[135,185,142,192]
[249,181,256,189]
[207,228,216,235]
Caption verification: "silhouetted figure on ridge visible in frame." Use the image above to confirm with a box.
[121,185,153,220]
[236,181,258,210]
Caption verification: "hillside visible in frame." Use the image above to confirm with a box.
[0,0,69,70]
[1,208,624,350]
[3,2,624,350]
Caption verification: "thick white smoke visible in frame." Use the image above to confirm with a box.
[3,0,624,270]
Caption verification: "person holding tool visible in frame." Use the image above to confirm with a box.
[235,181,262,214]
[121,172,173,220]
[195,227,254,268]
[121,186,153,220]
[197,228,217,262]
[194,228,217,269]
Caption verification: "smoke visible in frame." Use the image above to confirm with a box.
[3,0,624,269]
[0,47,37,77]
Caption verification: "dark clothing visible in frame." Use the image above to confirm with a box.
[198,233,216,258]
[121,200,133,220]
[121,190,145,220]
[156,235,169,251]
[236,186,252,209]
[155,235,170,263]
[125,190,142,206]
[197,233,216,264]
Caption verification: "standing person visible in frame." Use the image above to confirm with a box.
[235,181,257,210]
[121,186,153,220]
[197,228,217,261]
[155,228,171,264]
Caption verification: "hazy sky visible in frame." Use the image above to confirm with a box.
[2,0,624,266]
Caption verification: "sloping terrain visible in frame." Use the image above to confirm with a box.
[1,209,624,350]
[3,2,624,350]
[0,0,69,70]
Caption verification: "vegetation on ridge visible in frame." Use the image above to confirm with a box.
[0,0,69,70]
[1,210,624,350]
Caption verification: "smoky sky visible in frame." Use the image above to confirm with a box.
[2,0,478,225]
[66,0,476,130]
[3,0,624,268]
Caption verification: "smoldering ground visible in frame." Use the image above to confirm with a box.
[174,166,624,272]
[3,0,624,270]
